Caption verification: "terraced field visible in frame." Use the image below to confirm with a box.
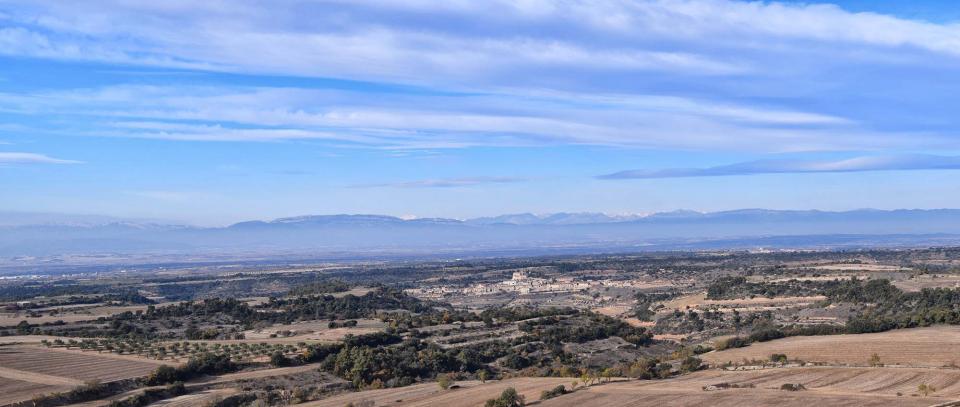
[701,326,960,367]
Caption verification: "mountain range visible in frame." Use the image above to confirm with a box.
[4,209,960,264]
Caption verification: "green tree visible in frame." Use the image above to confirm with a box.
[485,387,524,407]
[437,373,454,390]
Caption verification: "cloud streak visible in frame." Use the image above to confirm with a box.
[355,176,526,188]
[1,1,960,153]
[0,84,912,152]
[0,152,81,165]
[598,154,960,179]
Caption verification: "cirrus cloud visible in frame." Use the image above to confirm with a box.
[598,154,960,179]
[0,152,81,165]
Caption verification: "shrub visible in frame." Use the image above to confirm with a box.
[437,374,454,390]
[918,383,937,396]
[715,336,750,350]
[485,387,525,407]
[681,356,703,373]
[270,350,289,367]
[749,329,785,343]
[539,385,567,400]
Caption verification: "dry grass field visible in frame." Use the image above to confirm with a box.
[893,274,960,292]
[243,318,386,341]
[809,264,909,272]
[301,377,573,407]
[659,293,826,314]
[0,335,73,345]
[701,326,960,367]
[538,367,956,407]
[0,302,182,327]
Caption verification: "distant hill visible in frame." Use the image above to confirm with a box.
[3,209,960,261]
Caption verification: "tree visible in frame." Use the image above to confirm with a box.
[437,374,454,390]
[270,350,288,367]
[478,370,488,383]
[539,385,567,400]
[601,368,615,383]
[485,387,524,407]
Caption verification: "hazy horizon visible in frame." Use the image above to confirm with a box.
[5,207,960,228]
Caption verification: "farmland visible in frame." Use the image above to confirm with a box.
[0,345,165,383]
[539,367,955,406]
[0,377,71,407]
[0,345,168,406]
[301,377,573,407]
[4,248,960,406]
[701,326,960,367]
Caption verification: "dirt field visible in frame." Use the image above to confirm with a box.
[0,376,71,406]
[191,364,323,385]
[301,377,573,407]
[701,326,960,367]
[0,345,166,383]
[147,388,239,407]
[539,367,953,406]
[0,345,168,406]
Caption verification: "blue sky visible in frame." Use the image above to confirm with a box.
[2,0,960,225]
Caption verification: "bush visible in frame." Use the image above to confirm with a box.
[485,387,525,407]
[145,353,236,385]
[780,383,806,391]
[270,350,289,367]
[749,329,785,343]
[770,354,788,364]
[680,356,703,373]
[715,336,750,350]
[539,385,567,400]
[437,374,454,390]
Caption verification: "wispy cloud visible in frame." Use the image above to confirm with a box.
[599,155,960,180]
[355,176,526,188]
[0,84,900,152]
[0,152,81,164]
[1,1,959,153]
[3,1,960,81]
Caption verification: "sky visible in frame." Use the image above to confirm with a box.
[2,0,960,225]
